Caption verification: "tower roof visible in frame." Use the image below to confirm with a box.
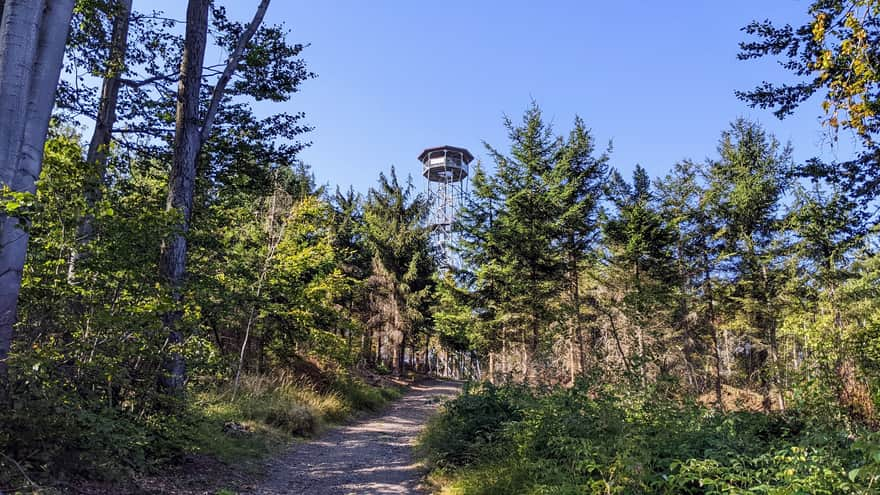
[417,145,474,164]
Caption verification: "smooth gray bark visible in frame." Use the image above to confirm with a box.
[68,0,133,283]
[159,0,210,392]
[160,0,272,392]
[0,0,75,380]
[200,0,269,144]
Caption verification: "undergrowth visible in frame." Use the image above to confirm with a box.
[419,380,880,494]
[0,369,402,492]
[189,371,402,462]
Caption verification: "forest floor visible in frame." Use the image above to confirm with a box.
[60,379,461,495]
[253,379,461,494]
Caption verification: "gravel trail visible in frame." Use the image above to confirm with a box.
[254,380,461,495]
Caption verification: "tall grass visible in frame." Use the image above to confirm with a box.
[189,371,402,462]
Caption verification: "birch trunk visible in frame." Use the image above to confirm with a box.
[0,0,75,380]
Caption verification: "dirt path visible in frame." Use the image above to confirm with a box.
[254,380,461,495]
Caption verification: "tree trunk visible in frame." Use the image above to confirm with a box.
[375,329,382,366]
[501,330,508,380]
[160,0,269,393]
[569,248,586,381]
[362,327,372,365]
[158,0,271,395]
[702,258,724,411]
[423,333,430,374]
[488,352,495,384]
[0,0,75,381]
[395,332,406,375]
[761,264,785,412]
[68,0,132,282]
[159,0,209,393]
[677,249,698,392]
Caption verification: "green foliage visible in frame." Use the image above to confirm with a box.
[4,2,880,488]
[331,375,402,412]
[738,1,879,147]
[1,128,184,484]
[420,382,529,467]
[422,382,880,494]
[458,104,610,380]
[738,1,879,201]
[362,168,436,372]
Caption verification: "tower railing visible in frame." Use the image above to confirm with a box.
[418,146,473,271]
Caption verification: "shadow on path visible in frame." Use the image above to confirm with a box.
[254,380,461,495]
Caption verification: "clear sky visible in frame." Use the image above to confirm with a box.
[151,1,861,193]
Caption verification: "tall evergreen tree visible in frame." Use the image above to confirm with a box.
[603,165,675,384]
[547,117,609,379]
[705,119,792,410]
[363,168,436,374]
[463,105,566,382]
[657,159,725,405]
[460,104,608,383]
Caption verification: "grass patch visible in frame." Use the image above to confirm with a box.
[0,367,403,491]
[189,371,403,463]
[333,375,403,412]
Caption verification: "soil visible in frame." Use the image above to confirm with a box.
[253,379,461,495]
[698,384,779,412]
[59,379,460,495]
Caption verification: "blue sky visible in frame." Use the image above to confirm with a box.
[151,1,861,193]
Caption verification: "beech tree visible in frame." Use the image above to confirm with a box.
[161,0,295,392]
[66,0,133,281]
[0,0,75,380]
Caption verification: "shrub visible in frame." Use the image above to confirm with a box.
[420,382,531,468]
[420,381,880,494]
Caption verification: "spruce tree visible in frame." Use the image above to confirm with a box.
[704,119,792,410]
[363,168,436,374]
[603,165,675,384]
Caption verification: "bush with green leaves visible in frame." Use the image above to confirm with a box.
[420,381,531,468]
[421,381,880,494]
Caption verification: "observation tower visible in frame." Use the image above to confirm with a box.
[419,145,473,270]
